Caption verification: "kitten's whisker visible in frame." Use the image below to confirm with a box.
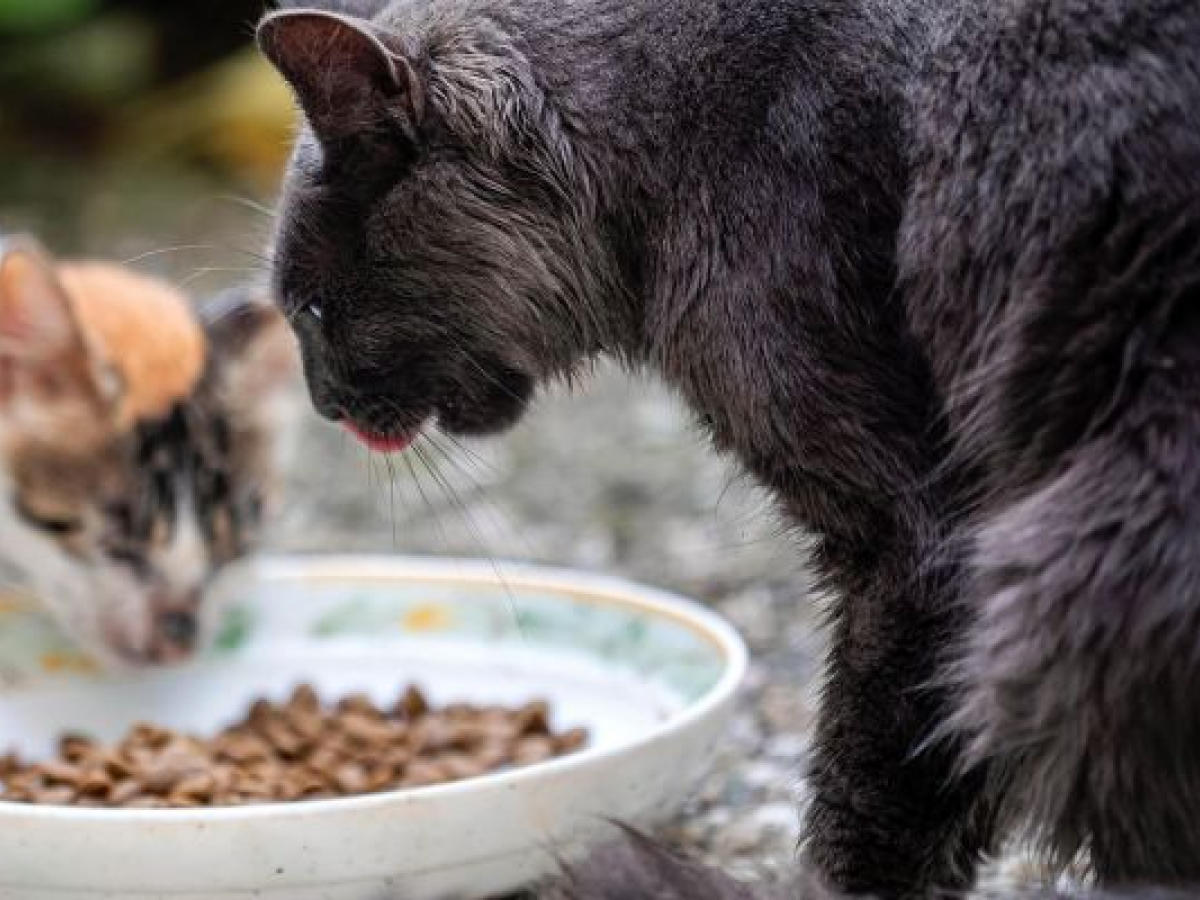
[123,244,275,273]
[121,244,219,265]
[176,266,268,290]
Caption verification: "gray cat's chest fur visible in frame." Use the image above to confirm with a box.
[262,0,1200,895]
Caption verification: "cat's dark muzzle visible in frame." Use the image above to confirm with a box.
[314,357,534,449]
[434,363,534,437]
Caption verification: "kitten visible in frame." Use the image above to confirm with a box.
[0,236,296,668]
[256,0,1200,897]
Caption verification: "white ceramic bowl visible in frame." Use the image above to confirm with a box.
[0,554,747,900]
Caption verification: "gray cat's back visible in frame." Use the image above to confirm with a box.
[900,0,1200,460]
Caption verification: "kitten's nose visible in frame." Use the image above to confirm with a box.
[149,608,199,664]
[159,610,198,648]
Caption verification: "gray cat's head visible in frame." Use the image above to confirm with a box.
[0,239,297,667]
[258,5,620,451]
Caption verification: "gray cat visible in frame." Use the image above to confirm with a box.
[255,0,1200,896]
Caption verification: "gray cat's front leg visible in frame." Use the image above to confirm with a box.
[802,541,995,898]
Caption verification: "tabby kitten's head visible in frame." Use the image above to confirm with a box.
[0,237,296,667]
[258,6,617,451]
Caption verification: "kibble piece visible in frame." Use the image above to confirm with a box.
[338,712,394,746]
[109,779,143,805]
[287,684,321,717]
[333,763,370,795]
[138,746,208,795]
[172,772,217,802]
[515,701,552,736]
[396,686,430,719]
[127,723,172,751]
[77,769,115,799]
[37,761,84,787]
[261,720,307,759]
[213,732,272,765]
[410,718,455,754]
[57,734,96,764]
[554,727,590,754]
[336,693,376,717]
[38,785,78,805]
[287,709,324,743]
[99,749,135,780]
[438,753,489,782]
[402,759,449,788]
[247,698,275,728]
[513,736,558,766]
[474,741,512,771]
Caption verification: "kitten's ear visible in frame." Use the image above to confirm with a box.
[0,239,120,414]
[257,9,424,144]
[201,289,299,402]
[0,238,86,362]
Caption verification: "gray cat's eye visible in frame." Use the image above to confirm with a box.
[307,302,323,322]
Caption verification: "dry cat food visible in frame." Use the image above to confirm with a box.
[0,685,588,808]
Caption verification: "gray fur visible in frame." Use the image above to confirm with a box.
[257,0,1200,895]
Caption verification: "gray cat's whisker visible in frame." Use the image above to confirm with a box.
[400,445,456,552]
[411,440,526,642]
[420,430,537,563]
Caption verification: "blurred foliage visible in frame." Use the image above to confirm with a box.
[0,0,296,258]
[0,0,100,34]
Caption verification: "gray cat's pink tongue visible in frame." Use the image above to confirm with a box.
[342,420,414,454]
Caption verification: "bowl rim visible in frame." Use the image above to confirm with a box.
[0,552,749,824]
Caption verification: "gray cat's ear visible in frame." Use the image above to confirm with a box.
[257,9,424,143]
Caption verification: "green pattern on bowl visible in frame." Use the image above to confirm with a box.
[217,577,723,702]
[212,604,255,655]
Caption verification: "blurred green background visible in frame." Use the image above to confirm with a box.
[0,0,292,273]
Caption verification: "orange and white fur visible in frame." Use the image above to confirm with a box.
[0,236,297,667]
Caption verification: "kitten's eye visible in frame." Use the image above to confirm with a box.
[14,498,83,537]
[306,302,323,322]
